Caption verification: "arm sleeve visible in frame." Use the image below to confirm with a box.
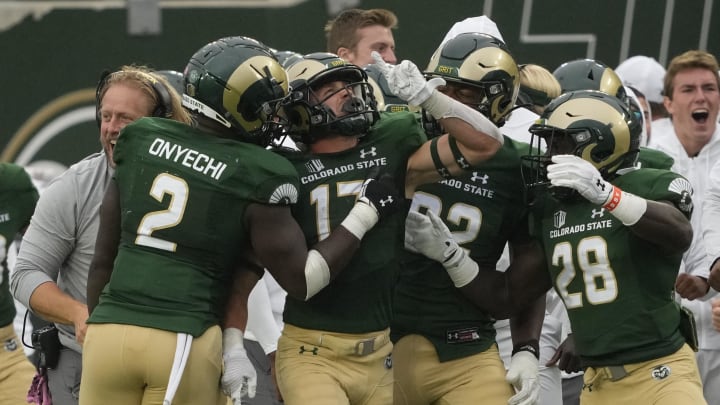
[10,174,79,309]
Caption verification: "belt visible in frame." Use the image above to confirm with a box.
[605,365,628,381]
[283,324,391,357]
[318,331,389,357]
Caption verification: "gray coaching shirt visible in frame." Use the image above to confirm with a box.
[11,152,113,353]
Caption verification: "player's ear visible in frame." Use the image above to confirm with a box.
[336,47,351,61]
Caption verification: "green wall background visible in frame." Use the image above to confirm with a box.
[1,0,718,166]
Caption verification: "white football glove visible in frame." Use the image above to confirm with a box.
[546,154,613,205]
[405,210,460,264]
[371,51,445,107]
[221,328,257,404]
[404,210,478,287]
[506,351,540,405]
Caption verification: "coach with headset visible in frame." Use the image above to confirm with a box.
[10,66,190,404]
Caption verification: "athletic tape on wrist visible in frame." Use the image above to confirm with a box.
[340,201,379,240]
[602,186,647,226]
[222,327,244,350]
[445,251,479,288]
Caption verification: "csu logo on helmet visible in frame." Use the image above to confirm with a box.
[530,90,641,179]
[424,32,519,127]
[182,36,289,147]
[186,69,201,95]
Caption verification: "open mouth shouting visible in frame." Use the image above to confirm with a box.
[691,108,710,124]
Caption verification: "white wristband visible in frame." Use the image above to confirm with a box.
[422,91,503,143]
[340,201,379,240]
[304,249,331,300]
[603,187,647,226]
[444,250,480,288]
[222,327,244,351]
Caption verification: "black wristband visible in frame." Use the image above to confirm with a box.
[512,339,540,359]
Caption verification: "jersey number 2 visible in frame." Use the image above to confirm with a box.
[135,173,189,252]
[409,191,481,245]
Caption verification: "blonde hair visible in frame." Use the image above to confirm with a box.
[97,65,192,125]
[664,50,720,100]
[324,8,398,54]
[518,63,561,114]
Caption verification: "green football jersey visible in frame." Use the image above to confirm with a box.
[532,168,693,366]
[393,137,531,362]
[0,163,39,327]
[88,118,300,337]
[281,111,426,333]
[637,146,674,170]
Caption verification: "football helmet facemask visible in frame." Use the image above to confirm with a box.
[183,36,289,147]
[523,90,642,200]
[424,32,520,133]
[281,52,379,145]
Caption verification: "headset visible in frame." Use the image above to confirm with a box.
[94,69,174,128]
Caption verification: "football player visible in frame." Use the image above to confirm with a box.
[81,37,395,405]
[11,64,192,405]
[273,47,505,404]
[409,90,705,405]
[0,164,39,404]
[395,33,546,405]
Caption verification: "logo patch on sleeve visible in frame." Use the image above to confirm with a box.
[668,178,693,195]
[269,183,298,204]
[668,178,693,214]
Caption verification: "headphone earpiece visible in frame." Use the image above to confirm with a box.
[94,69,174,129]
[149,78,174,119]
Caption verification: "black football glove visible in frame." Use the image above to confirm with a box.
[359,169,402,220]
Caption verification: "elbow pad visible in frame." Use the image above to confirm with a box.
[304,249,330,300]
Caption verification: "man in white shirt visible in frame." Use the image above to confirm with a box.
[647,49,720,405]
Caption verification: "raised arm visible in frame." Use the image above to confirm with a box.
[369,52,503,194]
[547,155,693,252]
